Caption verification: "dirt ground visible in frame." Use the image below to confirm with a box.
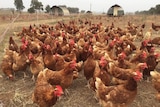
[0,13,160,107]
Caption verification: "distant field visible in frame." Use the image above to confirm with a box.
[0,11,59,24]
[0,12,79,36]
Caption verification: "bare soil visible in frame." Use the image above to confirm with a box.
[0,13,160,107]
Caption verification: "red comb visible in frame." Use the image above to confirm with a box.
[94,34,97,37]
[100,56,107,67]
[56,85,62,91]
[109,41,115,47]
[100,56,105,61]
[141,51,147,58]
[69,39,75,45]
[88,46,92,52]
[21,37,25,43]
[28,53,33,60]
[119,52,126,59]
[142,40,148,46]
[142,63,148,69]
[55,85,63,97]
[133,70,142,81]
[62,32,65,37]
[154,53,160,58]
[51,32,55,36]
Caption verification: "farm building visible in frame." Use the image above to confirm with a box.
[50,5,70,16]
[86,11,92,14]
[107,4,124,16]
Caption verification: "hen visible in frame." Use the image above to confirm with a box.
[43,44,57,70]
[53,54,67,71]
[129,50,148,64]
[32,83,63,107]
[141,23,145,29]
[0,49,14,80]
[89,58,111,91]
[62,48,78,62]
[115,52,132,69]
[152,23,160,31]
[28,38,43,55]
[54,53,82,73]
[37,60,77,90]
[140,39,153,52]
[28,52,44,81]
[150,37,160,46]
[150,71,160,101]
[108,61,147,80]
[79,43,91,61]
[95,70,142,107]
[83,47,96,80]
[12,43,30,77]
[143,53,160,80]
[8,36,19,52]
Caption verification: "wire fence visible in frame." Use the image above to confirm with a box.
[0,13,20,43]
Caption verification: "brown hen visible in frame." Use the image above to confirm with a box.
[95,70,142,107]
[150,71,160,101]
[32,77,63,107]
[37,60,77,90]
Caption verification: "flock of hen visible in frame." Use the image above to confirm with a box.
[1,16,160,107]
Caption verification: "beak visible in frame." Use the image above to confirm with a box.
[8,75,14,81]
[26,59,30,63]
[61,91,64,95]
[143,63,148,69]
[144,65,148,69]
[132,71,138,76]
[54,87,58,91]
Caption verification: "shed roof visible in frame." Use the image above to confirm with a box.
[111,4,121,8]
[51,5,70,16]
[59,6,70,15]
[107,4,124,16]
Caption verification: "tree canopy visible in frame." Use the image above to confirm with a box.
[135,4,160,15]
[14,0,25,12]
[28,0,43,13]
[67,7,79,13]
[28,7,35,13]
[30,0,43,10]
[45,5,51,13]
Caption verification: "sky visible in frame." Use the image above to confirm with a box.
[0,0,160,13]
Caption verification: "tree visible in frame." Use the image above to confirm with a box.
[30,0,43,11]
[45,5,51,13]
[67,7,79,13]
[28,7,35,13]
[14,0,25,12]
[81,10,85,13]
[149,8,156,15]
[155,4,160,14]
[135,4,160,15]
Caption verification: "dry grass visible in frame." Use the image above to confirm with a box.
[0,13,160,107]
